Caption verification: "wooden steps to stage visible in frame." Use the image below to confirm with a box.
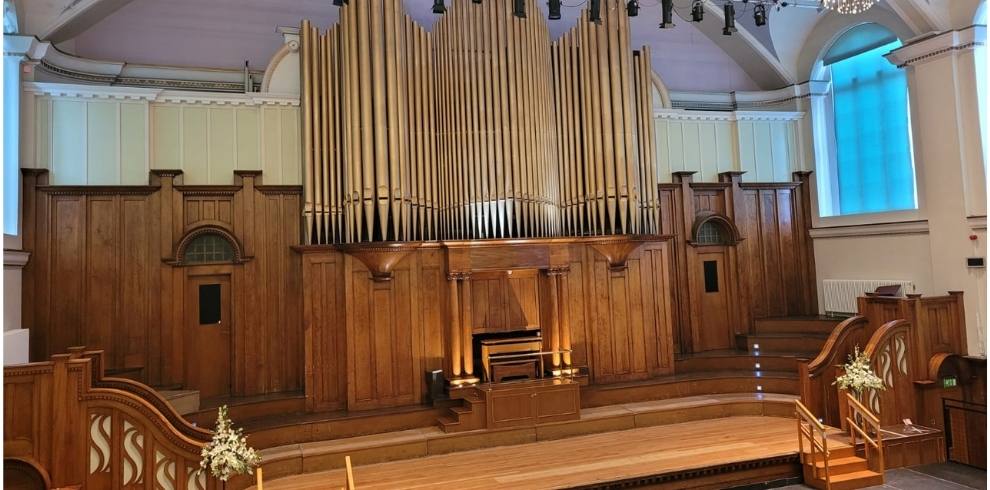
[745,316,843,357]
[801,445,884,490]
[244,393,799,488]
[250,415,821,490]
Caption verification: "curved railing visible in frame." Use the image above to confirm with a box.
[861,319,915,426]
[4,350,217,489]
[798,315,868,426]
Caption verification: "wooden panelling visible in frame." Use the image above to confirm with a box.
[21,170,304,398]
[469,270,541,333]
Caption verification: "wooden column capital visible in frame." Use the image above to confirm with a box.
[447,271,472,281]
[545,266,571,277]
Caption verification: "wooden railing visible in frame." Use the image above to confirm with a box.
[799,315,869,426]
[845,393,885,474]
[862,319,915,426]
[795,400,832,489]
[4,349,217,489]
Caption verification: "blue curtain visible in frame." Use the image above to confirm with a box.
[831,40,916,215]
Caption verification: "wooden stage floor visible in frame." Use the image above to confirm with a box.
[259,416,835,489]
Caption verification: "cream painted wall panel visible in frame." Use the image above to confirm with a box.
[737,121,757,180]
[261,106,282,182]
[86,101,119,185]
[235,108,261,172]
[654,122,672,183]
[208,108,236,184]
[813,233,935,305]
[34,97,52,170]
[152,105,181,170]
[714,121,736,175]
[182,107,209,184]
[770,121,792,182]
[120,103,148,185]
[51,99,87,185]
[667,122,685,173]
[697,122,718,182]
[752,123,774,181]
[278,106,301,185]
[681,122,701,176]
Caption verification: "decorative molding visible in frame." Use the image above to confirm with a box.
[688,211,744,246]
[337,242,423,282]
[809,220,930,239]
[165,225,251,266]
[23,82,300,106]
[587,235,657,272]
[668,81,828,111]
[36,185,161,196]
[654,108,804,122]
[886,25,987,68]
[4,249,31,268]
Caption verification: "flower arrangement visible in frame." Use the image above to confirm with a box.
[200,405,261,482]
[833,347,885,395]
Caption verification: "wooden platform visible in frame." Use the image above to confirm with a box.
[256,415,848,489]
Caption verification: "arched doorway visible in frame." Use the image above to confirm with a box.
[689,213,742,352]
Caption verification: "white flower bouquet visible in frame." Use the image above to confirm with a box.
[833,347,885,395]
[200,405,262,482]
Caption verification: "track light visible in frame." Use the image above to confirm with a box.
[332,0,346,6]
[432,0,445,14]
[627,0,640,17]
[691,1,704,22]
[659,0,675,28]
[514,0,526,18]
[754,3,767,26]
[722,2,736,35]
[548,0,561,20]
[589,0,601,23]
[472,0,481,3]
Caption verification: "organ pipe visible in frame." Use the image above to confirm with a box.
[300,0,657,244]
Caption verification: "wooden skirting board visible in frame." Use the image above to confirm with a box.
[247,413,835,490]
[228,393,799,489]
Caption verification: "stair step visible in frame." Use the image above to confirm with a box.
[157,389,201,415]
[830,470,883,483]
[748,333,828,354]
[755,317,843,335]
[812,456,869,474]
[450,406,472,415]
[438,415,459,427]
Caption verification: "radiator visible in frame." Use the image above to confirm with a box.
[822,279,915,315]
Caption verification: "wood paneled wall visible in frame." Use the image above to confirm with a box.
[20,169,304,397]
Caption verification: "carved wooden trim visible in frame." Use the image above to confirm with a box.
[336,242,423,282]
[587,235,658,272]
[36,185,161,196]
[805,316,868,377]
[164,225,251,266]
[688,211,744,246]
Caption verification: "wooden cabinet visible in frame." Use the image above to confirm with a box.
[484,379,580,429]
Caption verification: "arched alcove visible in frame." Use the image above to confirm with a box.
[166,225,249,266]
[689,212,742,246]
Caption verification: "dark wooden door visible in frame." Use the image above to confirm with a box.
[696,251,733,351]
[184,273,232,400]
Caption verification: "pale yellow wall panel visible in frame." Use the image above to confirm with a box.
[208,108,236,184]
[120,103,148,185]
[152,104,181,170]
[753,122,774,181]
[714,121,737,175]
[737,121,757,181]
[667,122,685,173]
[279,106,301,185]
[682,122,701,178]
[51,99,87,185]
[86,101,120,185]
[261,106,283,183]
[182,106,209,185]
[35,97,52,170]
[697,122,718,182]
[770,121,792,182]
[235,107,261,171]
[654,121,671,184]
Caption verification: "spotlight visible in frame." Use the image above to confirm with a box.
[432,0,446,14]
[627,0,640,17]
[589,0,602,23]
[332,0,346,5]
[691,1,704,22]
[659,0,674,28]
[722,2,736,35]
[548,0,562,20]
[472,0,481,3]
[514,0,526,18]
[754,3,767,26]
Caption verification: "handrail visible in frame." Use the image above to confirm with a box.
[795,400,831,488]
[845,392,885,475]
[806,315,868,376]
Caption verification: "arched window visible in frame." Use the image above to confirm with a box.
[696,221,729,245]
[818,24,916,217]
[183,233,235,264]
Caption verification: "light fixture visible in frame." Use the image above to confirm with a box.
[332,0,346,6]
[514,0,526,18]
[691,1,704,22]
[626,0,640,17]
[548,0,561,19]
[754,3,767,26]
[472,0,481,3]
[821,0,878,15]
[722,2,736,35]
[659,0,674,28]
[589,0,601,23]
[432,0,445,14]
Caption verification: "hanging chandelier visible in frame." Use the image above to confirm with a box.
[821,0,878,15]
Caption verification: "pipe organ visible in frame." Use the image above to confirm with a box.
[301,0,658,244]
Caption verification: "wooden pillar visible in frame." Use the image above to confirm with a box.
[548,265,572,373]
[448,272,463,378]
[447,271,478,384]
[460,275,475,379]
[545,269,562,370]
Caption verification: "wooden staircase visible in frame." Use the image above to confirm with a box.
[796,394,885,490]
[746,316,844,356]
[438,386,486,433]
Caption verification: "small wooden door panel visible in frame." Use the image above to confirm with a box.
[696,252,733,351]
[184,273,232,400]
